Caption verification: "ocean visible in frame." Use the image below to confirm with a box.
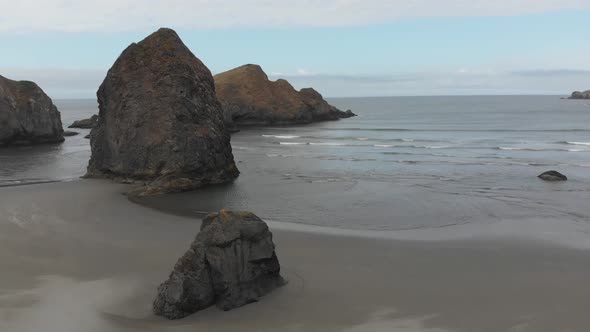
[1,96,589,237]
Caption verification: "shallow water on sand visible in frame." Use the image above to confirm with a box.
[137,96,590,240]
[1,96,590,236]
[2,96,590,332]
[3,181,590,332]
[0,99,95,186]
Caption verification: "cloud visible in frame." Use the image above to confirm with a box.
[0,67,105,99]
[296,68,313,76]
[511,69,590,77]
[3,66,588,99]
[270,68,590,97]
[1,0,589,33]
[270,71,432,84]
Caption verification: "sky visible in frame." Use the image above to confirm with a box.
[0,0,589,98]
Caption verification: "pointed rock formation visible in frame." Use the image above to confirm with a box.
[153,209,285,319]
[0,75,64,146]
[214,64,355,127]
[86,28,239,195]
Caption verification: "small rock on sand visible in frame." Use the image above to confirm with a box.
[153,209,285,319]
[538,170,568,181]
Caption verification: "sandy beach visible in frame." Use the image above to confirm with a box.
[1,179,589,332]
[2,2,590,331]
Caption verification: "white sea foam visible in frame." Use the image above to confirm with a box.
[498,147,524,151]
[375,144,449,149]
[499,146,587,152]
[419,145,449,149]
[497,147,546,151]
[309,142,346,146]
[232,146,253,150]
[566,141,590,146]
[262,135,300,139]
[279,142,306,145]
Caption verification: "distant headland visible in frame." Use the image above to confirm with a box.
[214,64,355,128]
[568,90,590,99]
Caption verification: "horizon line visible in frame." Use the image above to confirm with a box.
[53,93,573,101]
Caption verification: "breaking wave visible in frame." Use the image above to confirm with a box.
[262,135,300,139]
[559,141,590,146]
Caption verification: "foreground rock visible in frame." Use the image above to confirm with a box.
[569,90,590,99]
[86,28,239,195]
[0,75,64,146]
[153,209,285,319]
[68,114,98,128]
[214,64,356,127]
[538,170,568,181]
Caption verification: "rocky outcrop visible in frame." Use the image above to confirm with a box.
[68,114,98,129]
[299,87,356,121]
[214,64,356,127]
[153,209,285,320]
[0,75,64,146]
[86,28,239,195]
[569,90,590,99]
[63,130,79,137]
[538,170,568,181]
[343,109,356,117]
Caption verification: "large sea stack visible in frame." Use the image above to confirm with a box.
[153,209,285,320]
[0,75,64,146]
[214,64,355,127]
[86,28,239,195]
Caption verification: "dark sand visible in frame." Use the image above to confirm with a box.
[1,180,590,332]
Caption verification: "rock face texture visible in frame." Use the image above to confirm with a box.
[0,75,64,146]
[153,209,285,319]
[569,90,590,99]
[214,64,356,126]
[69,114,98,129]
[86,28,239,195]
[538,170,568,181]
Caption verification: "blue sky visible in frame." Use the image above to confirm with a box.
[0,0,589,98]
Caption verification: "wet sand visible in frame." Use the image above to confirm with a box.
[2,180,590,332]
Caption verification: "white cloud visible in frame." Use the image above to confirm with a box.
[296,68,313,76]
[2,66,588,98]
[270,68,590,97]
[0,67,105,99]
[1,0,589,33]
